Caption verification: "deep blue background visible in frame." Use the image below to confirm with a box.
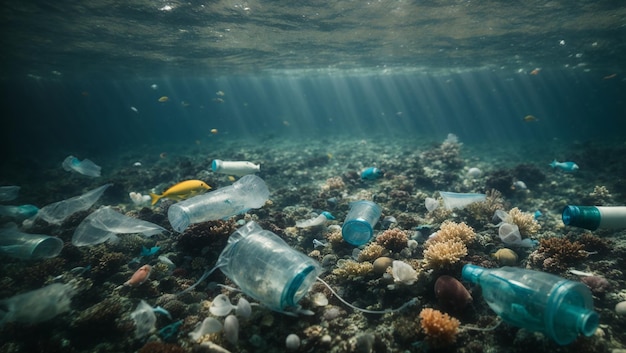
[2,70,624,161]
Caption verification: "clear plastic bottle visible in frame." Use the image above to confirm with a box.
[217,221,321,314]
[168,175,269,233]
[462,264,599,345]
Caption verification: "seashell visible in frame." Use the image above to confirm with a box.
[311,292,329,307]
[493,248,518,266]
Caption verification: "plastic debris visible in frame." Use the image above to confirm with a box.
[0,222,63,260]
[140,245,160,257]
[130,300,156,339]
[391,260,418,285]
[72,206,166,247]
[189,317,223,341]
[0,283,75,325]
[158,320,182,341]
[37,184,112,225]
[62,155,101,177]
[0,204,39,220]
[439,191,486,210]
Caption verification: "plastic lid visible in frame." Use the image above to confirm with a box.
[31,237,64,259]
[211,159,222,172]
[562,206,601,230]
[461,264,485,284]
[342,220,373,246]
[281,264,318,309]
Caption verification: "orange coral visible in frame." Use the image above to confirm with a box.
[418,308,460,346]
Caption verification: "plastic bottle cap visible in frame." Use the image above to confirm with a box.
[562,206,601,230]
[211,159,222,172]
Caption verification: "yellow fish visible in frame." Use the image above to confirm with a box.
[523,115,538,122]
[158,96,169,103]
[150,180,211,205]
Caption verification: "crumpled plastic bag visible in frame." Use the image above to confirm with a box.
[62,155,101,177]
[72,206,167,246]
[37,184,112,225]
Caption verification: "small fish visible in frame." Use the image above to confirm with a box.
[530,68,541,75]
[523,115,538,122]
[158,96,169,102]
[512,180,527,190]
[211,128,218,134]
[125,264,152,287]
[550,159,579,172]
[361,167,383,180]
[216,90,225,96]
[152,306,172,320]
[140,245,160,257]
[313,239,329,248]
[130,106,139,113]
[150,180,211,205]
[533,210,543,219]
[151,84,158,90]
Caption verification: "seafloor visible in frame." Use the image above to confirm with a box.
[0,134,625,353]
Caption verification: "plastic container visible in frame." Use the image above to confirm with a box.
[341,200,381,246]
[462,264,599,345]
[217,221,321,314]
[0,223,63,260]
[62,155,101,177]
[168,175,269,233]
[211,159,260,177]
[439,191,486,210]
[562,205,626,230]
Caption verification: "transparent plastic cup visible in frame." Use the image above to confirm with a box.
[0,223,63,260]
[341,200,382,246]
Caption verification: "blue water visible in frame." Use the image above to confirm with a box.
[3,69,624,162]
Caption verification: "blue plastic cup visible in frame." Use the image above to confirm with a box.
[341,201,382,246]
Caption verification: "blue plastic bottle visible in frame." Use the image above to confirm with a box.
[562,205,626,230]
[462,264,599,345]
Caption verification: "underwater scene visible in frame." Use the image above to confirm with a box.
[1,1,626,353]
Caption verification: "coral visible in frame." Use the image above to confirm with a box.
[176,219,237,254]
[138,342,187,353]
[581,276,611,294]
[584,185,612,205]
[357,243,385,262]
[418,308,460,347]
[324,228,344,244]
[528,237,587,272]
[320,176,345,192]
[508,207,541,236]
[71,298,124,335]
[434,221,475,244]
[577,233,611,254]
[332,260,374,279]
[462,189,505,228]
[376,228,409,252]
[91,251,128,281]
[423,240,467,270]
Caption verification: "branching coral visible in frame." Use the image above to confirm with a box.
[320,176,345,192]
[528,237,587,273]
[434,221,475,244]
[376,228,409,252]
[422,221,473,269]
[508,207,541,236]
[418,308,460,347]
[357,243,385,262]
[332,260,374,279]
[423,240,468,269]
[462,189,505,227]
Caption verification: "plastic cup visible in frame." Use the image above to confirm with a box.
[0,223,63,260]
[498,222,521,244]
[341,201,382,246]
